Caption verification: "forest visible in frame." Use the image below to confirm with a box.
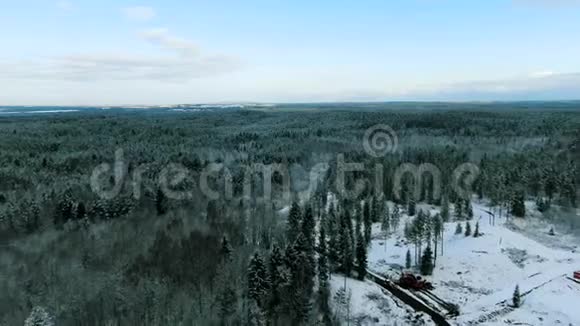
[0,104,578,325]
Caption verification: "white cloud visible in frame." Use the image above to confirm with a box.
[408,72,580,101]
[123,6,156,21]
[140,28,199,56]
[529,70,555,78]
[0,29,240,83]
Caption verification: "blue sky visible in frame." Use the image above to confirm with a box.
[1,0,580,105]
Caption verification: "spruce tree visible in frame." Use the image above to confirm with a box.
[473,222,480,238]
[420,246,434,276]
[286,202,302,243]
[317,226,329,286]
[24,307,54,326]
[248,253,269,308]
[433,214,442,264]
[455,199,463,220]
[217,283,238,323]
[371,195,380,223]
[302,206,315,249]
[441,195,450,222]
[511,191,526,218]
[267,245,284,320]
[301,206,316,291]
[391,204,401,231]
[338,210,354,276]
[317,224,332,324]
[354,207,362,242]
[455,222,463,235]
[284,235,312,324]
[464,222,472,237]
[355,230,367,280]
[512,284,521,308]
[408,199,416,216]
[466,200,474,220]
[327,205,340,267]
[405,249,412,269]
[381,207,390,252]
[363,200,372,245]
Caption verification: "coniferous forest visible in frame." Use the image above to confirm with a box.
[0,104,578,325]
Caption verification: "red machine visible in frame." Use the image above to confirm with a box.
[397,272,434,291]
[574,271,580,280]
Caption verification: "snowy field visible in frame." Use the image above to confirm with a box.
[366,200,580,326]
[329,274,436,326]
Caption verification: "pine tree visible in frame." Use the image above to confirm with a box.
[464,222,472,237]
[420,246,434,276]
[287,202,302,243]
[512,284,521,308]
[355,229,367,280]
[248,253,269,308]
[455,222,463,235]
[473,222,480,238]
[405,249,412,269]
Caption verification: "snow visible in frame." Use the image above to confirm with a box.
[366,200,580,325]
[329,274,435,325]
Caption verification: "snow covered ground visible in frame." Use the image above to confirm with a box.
[366,200,580,325]
[329,274,436,325]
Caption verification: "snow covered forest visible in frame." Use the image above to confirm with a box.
[0,103,578,325]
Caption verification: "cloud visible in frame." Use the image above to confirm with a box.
[56,0,73,11]
[0,29,240,82]
[410,72,580,101]
[140,28,199,56]
[123,6,156,21]
[279,72,580,102]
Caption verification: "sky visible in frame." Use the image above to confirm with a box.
[1,0,580,105]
